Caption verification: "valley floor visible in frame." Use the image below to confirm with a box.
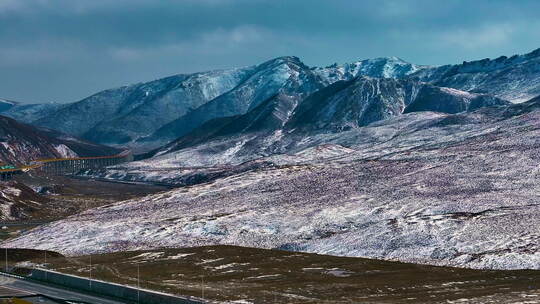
[0,174,168,240]
[31,245,540,304]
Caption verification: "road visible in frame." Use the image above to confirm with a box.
[68,174,177,189]
[0,274,129,303]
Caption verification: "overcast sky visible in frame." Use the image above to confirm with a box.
[1,0,540,103]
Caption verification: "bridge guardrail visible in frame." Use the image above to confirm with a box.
[0,150,133,180]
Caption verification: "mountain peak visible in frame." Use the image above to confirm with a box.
[267,56,304,65]
[312,56,428,84]
[371,56,406,63]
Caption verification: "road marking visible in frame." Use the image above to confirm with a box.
[0,285,31,297]
[0,276,15,285]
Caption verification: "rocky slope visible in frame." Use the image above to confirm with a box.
[0,115,121,165]
[0,182,51,220]
[7,96,540,270]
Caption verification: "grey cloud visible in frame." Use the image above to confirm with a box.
[0,0,539,102]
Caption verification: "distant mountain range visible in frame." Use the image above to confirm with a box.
[2,48,540,154]
[0,99,62,123]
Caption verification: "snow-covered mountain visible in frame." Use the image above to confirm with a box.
[0,98,64,123]
[31,56,331,150]
[15,48,540,151]
[410,48,540,102]
[312,56,429,84]
[0,115,121,165]
[288,77,506,131]
[139,56,325,147]
[146,77,507,165]
[8,96,540,270]
[143,57,428,147]
[32,68,254,148]
[5,49,540,272]
[20,55,442,151]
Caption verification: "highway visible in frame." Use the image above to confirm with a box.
[0,274,129,303]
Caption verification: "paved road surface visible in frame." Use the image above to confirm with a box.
[68,175,177,189]
[0,274,128,303]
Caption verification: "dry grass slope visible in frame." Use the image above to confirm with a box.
[36,246,540,304]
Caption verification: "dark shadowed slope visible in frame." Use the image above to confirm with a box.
[0,115,121,165]
[0,102,64,124]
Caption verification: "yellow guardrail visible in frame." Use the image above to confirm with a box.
[36,153,128,163]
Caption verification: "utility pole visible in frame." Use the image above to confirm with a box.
[201,274,205,299]
[4,248,7,272]
[89,254,92,290]
[44,251,47,280]
[137,264,140,304]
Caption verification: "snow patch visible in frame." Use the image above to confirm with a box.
[54,144,78,158]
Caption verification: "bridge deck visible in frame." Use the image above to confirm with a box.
[0,151,133,176]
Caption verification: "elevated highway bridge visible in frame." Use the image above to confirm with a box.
[0,151,133,180]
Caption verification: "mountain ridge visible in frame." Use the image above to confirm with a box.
[148,76,508,163]
[4,48,540,151]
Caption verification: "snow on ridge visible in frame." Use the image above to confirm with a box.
[409,48,540,103]
[312,57,432,85]
[0,98,16,105]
